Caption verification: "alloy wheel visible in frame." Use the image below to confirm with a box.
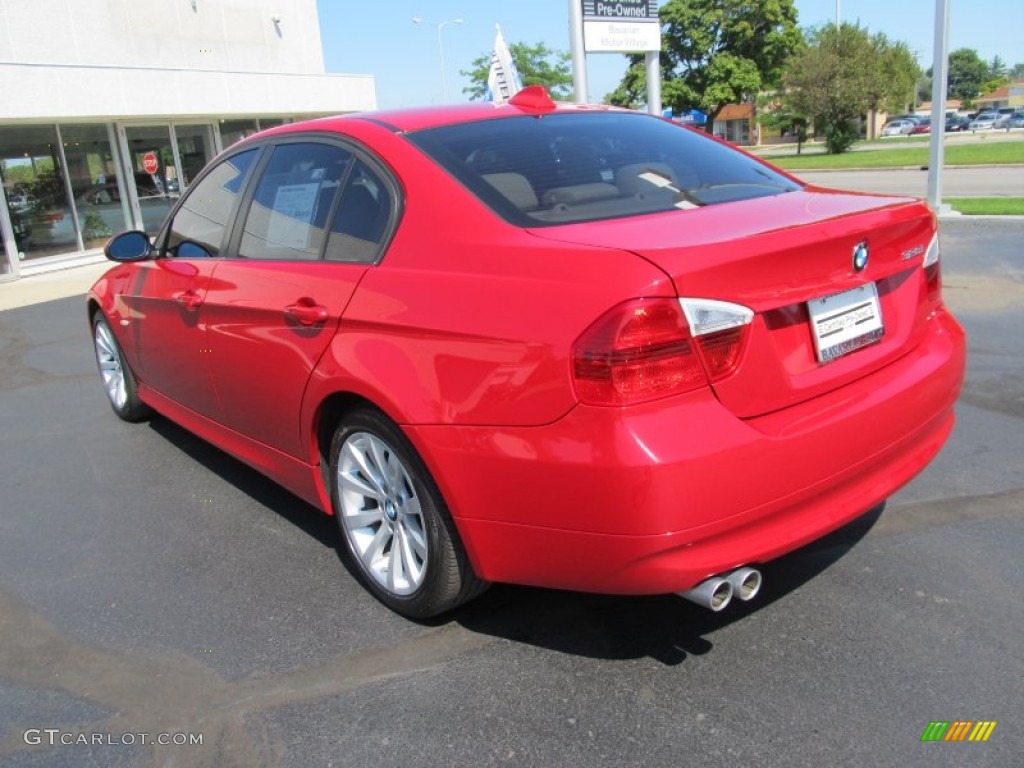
[336,431,428,595]
[94,321,127,410]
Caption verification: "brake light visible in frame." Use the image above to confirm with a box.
[923,232,941,302]
[573,298,706,406]
[572,297,753,406]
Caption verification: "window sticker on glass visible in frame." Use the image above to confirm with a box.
[268,183,319,249]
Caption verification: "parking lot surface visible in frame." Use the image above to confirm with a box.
[0,219,1021,768]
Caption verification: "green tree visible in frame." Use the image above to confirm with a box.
[946,48,990,105]
[987,55,1007,80]
[755,91,808,152]
[460,42,572,101]
[922,51,1015,108]
[866,34,921,116]
[782,23,918,154]
[606,0,802,132]
[976,55,1011,103]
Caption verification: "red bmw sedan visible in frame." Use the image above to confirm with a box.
[88,87,965,618]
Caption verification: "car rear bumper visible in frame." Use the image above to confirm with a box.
[407,308,965,594]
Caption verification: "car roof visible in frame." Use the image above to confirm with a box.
[257,90,633,136]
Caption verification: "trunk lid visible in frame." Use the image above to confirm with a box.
[529,188,937,418]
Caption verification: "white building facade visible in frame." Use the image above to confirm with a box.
[0,0,375,279]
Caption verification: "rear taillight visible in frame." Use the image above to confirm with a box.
[573,298,705,406]
[572,297,752,406]
[923,232,941,302]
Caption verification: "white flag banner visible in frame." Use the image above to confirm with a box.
[485,24,523,104]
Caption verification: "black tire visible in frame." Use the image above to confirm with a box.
[91,313,152,422]
[329,407,487,618]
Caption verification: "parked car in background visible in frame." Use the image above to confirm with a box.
[1001,113,1024,130]
[945,115,971,132]
[881,119,916,137]
[969,112,1001,130]
[88,88,966,619]
[995,107,1019,126]
[909,118,931,135]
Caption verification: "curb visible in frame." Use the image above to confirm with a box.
[785,164,1024,173]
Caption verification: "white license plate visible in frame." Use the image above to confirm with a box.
[807,283,884,363]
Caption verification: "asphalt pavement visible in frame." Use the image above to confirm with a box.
[0,219,1021,768]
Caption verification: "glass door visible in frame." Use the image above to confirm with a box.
[173,124,217,191]
[120,125,178,235]
[118,124,218,236]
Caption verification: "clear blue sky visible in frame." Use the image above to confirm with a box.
[316,0,1024,109]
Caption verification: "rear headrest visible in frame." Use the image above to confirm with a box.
[483,173,538,211]
[615,163,677,197]
[540,182,619,206]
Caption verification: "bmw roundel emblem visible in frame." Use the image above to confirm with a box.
[852,242,869,272]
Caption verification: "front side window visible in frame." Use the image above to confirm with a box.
[239,143,352,261]
[166,148,258,257]
[407,112,802,226]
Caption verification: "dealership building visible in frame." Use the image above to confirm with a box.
[0,0,375,281]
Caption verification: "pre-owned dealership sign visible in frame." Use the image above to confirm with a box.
[582,0,660,52]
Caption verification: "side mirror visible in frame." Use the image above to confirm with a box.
[104,230,152,262]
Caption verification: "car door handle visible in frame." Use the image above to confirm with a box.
[175,290,203,310]
[284,299,329,326]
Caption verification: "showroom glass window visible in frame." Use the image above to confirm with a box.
[220,120,259,148]
[0,125,75,260]
[239,143,352,261]
[165,149,258,257]
[61,124,126,247]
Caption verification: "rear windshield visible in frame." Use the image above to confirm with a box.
[406,112,801,226]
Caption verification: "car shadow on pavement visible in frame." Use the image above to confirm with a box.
[146,414,882,666]
[147,416,340,550]
[452,505,884,666]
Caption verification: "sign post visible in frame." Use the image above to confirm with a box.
[926,0,951,213]
[571,0,661,113]
[568,0,589,102]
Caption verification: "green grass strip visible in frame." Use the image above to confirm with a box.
[763,141,1024,170]
[946,197,1024,215]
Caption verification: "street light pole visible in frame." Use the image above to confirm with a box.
[413,17,464,102]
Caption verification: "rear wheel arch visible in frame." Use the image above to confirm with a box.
[315,392,379,505]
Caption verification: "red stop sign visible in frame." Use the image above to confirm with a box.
[142,152,159,174]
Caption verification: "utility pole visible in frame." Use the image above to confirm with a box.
[413,17,464,102]
[927,0,951,212]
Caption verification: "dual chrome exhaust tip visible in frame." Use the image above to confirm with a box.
[677,566,762,612]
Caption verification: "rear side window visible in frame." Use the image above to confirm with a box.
[407,112,801,226]
[325,160,394,263]
[239,142,352,260]
[166,148,257,256]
